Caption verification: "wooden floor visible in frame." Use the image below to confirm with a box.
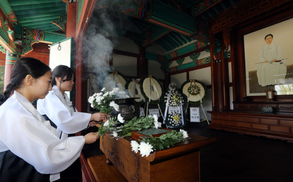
[82,122,293,182]
[87,154,127,182]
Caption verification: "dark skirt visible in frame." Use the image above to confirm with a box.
[0,150,82,182]
[0,150,49,182]
[55,158,82,182]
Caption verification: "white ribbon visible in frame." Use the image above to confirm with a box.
[180,101,184,125]
[163,89,172,124]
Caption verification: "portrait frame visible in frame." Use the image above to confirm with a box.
[243,18,293,96]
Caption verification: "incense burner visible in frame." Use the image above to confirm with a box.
[112,97,140,121]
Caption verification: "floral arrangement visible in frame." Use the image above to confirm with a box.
[99,114,189,157]
[98,114,161,137]
[88,87,120,113]
[131,129,188,157]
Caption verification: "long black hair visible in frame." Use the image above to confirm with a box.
[0,57,51,105]
[51,65,75,86]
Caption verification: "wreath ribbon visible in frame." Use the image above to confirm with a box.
[163,89,172,125]
[185,80,196,113]
[180,101,184,125]
[146,76,163,117]
[131,79,145,102]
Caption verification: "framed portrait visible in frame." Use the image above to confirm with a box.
[244,18,293,96]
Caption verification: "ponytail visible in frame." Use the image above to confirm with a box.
[0,95,6,106]
[0,83,18,105]
[4,83,17,98]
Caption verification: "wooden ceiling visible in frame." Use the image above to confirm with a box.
[7,0,66,32]
[6,0,243,54]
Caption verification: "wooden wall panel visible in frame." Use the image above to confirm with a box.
[209,111,293,142]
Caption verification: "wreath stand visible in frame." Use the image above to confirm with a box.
[142,76,163,117]
[183,80,210,125]
[163,83,184,128]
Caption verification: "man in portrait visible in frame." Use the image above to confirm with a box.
[257,34,287,87]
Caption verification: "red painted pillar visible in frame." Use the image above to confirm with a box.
[4,47,22,92]
[4,60,14,91]
[66,2,76,38]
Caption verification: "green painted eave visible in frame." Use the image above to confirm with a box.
[44,32,66,43]
[8,0,61,6]
[0,28,9,43]
[168,57,211,73]
[165,41,208,61]
[149,0,195,35]
[141,27,170,47]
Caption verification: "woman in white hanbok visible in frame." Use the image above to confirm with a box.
[0,58,100,182]
[37,65,109,182]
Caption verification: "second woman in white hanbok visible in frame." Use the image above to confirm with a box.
[37,65,109,181]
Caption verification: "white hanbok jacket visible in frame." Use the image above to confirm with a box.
[37,86,91,140]
[257,42,286,86]
[0,91,85,181]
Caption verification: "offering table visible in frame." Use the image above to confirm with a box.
[99,133,216,182]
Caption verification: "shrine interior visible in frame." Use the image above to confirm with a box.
[1,0,293,182]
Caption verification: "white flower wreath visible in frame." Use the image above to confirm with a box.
[164,89,184,107]
[167,112,182,127]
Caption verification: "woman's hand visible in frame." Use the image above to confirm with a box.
[88,121,97,127]
[84,132,99,144]
[90,112,109,122]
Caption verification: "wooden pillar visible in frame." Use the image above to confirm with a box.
[4,48,21,91]
[210,32,216,111]
[75,37,88,111]
[164,72,170,91]
[211,32,225,112]
[221,30,230,111]
[66,1,76,38]
[73,0,97,111]
[215,54,224,112]
[137,46,148,78]
[66,1,82,109]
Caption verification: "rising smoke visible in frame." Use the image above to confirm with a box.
[82,1,127,92]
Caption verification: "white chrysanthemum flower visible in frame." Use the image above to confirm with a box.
[112,131,118,137]
[103,120,109,127]
[101,87,106,92]
[88,95,93,104]
[154,120,162,129]
[88,96,95,108]
[152,114,158,122]
[131,140,139,153]
[109,101,119,111]
[96,96,104,104]
[139,142,153,157]
[180,129,189,138]
[103,92,109,97]
[117,113,124,123]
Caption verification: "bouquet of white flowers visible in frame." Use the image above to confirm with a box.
[88,87,120,114]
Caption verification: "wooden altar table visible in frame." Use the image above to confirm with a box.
[96,133,216,182]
